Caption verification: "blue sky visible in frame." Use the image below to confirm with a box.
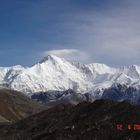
[0,0,140,66]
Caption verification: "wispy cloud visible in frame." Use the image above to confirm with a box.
[39,0,140,66]
[1,0,140,66]
[42,49,90,62]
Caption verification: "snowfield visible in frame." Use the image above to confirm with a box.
[0,55,140,99]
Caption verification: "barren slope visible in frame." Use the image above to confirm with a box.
[0,89,46,123]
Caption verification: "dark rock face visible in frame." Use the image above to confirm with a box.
[31,84,140,106]
[102,84,140,104]
[31,89,90,107]
[0,100,140,140]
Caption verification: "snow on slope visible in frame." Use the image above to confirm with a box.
[0,55,140,97]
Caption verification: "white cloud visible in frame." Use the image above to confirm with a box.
[42,49,90,62]
[38,0,140,66]
[50,0,140,66]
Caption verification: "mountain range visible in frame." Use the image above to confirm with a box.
[0,55,140,104]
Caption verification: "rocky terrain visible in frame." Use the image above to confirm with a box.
[0,100,140,140]
[31,89,93,107]
[0,89,46,123]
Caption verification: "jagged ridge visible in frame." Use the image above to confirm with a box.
[0,55,140,103]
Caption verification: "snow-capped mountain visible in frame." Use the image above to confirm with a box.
[0,55,140,103]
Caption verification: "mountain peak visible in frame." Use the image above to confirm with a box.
[39,55,62,64]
